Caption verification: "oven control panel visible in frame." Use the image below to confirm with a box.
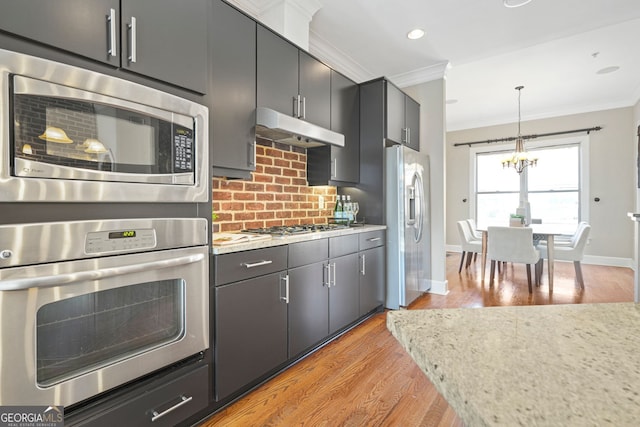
[85,228,157,254]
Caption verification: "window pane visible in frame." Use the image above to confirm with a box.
[477,193,519,228]
[477,152,519,192]
[529,191,579,224]
[527,145,579,191]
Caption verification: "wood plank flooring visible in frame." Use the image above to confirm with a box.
[198,254,634,426]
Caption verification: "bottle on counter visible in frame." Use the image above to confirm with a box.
[344,195,353,225]
[334,195,343,223]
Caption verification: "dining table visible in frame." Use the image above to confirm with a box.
[479,223,577,292]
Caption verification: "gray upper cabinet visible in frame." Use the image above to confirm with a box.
[0,0,120,66]
[120,0,208,93]
[307,70,360,185]
[361,78,420,151]
[257,25,331,127]
[404,95,421,151]
[0,0,208,93]
[210,0,256,179]
[385,79,420,150]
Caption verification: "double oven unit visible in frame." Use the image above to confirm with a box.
[0,47,211,422]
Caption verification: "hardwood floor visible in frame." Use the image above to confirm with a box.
[198,253,634,426]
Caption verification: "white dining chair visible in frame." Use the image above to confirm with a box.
[537,223,591,289]
[465,218,483,241]
[487,226,540,293]
[457,220,483,273]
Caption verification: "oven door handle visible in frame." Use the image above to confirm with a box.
[0,253,205,291]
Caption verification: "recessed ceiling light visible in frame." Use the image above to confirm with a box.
[503,0,533,8]
[407,28,425,40]
[596,66,620,75]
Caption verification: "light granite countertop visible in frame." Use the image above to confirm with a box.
[211,224,386,254]
[387,303,640,427]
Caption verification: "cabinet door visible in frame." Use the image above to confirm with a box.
[257,25,299,116]
[359,246,385,315]
[329,253,360,334]
[0,0,120,66]
[330,71,360,183]
[121,0,208,93]
[385,82,405,145]
[288,263,329,357]
[405,96,421,151]
[299,51,331,128]
[211,0,256,177]
[215,272,288,400]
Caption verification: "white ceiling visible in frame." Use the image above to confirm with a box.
[231,0,640,131]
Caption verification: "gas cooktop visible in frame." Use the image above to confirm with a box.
[241,223,348,237]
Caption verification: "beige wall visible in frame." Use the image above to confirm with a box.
[447,107,636,266]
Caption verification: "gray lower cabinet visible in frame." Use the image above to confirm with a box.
[359,230,386,315]
[0,0,208,93]
[328,252,360,334]
[288,262,328,357]
[213,246,288,401]
[210,0,256,179]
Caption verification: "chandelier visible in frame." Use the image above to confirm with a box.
[502,85,537,173]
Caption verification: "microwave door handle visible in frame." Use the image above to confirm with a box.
[0,253,205,291]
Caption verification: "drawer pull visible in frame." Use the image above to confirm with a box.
[367,237,382,242]
[242,260,273,268]
[151,395,193,422]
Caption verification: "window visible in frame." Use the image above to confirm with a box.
[472,136,588,228]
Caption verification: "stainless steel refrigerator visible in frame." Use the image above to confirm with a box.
[385,145,431,309]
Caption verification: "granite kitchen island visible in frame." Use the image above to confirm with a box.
[387,303,640,426]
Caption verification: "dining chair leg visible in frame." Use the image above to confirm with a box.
[465,252,473,268]
[535,259,543,286]
[489,260,496,286]
[574,261,585,289]
[458,251,466,273]
[526,264,533,293]
[473,253,477,262]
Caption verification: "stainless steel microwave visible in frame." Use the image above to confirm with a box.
[0,48,209,203]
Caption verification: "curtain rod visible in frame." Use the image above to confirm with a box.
[452,126,602,147]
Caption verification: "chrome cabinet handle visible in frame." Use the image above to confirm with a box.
[280,274,290,303]
[242,260,273,269]
[128,16,137,63]
[332,158,337,178]
[407,127,411,145]
[332,262,336,287]
[294,94,302,118]
[0,253,205,291]
[151,395,193,422]
[107,8,117,57]
[367,237,381,242]
[324,263,331,287]
[302,96,306,119]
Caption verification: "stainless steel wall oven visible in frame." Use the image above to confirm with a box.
[0,218,209,407]
[0,48,209,203]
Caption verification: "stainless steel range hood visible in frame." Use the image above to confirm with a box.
[255,107,345,148]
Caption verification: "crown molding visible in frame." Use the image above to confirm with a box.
[388,61,450,88]
[225,0,261,18]
[227,0,321,21]
[308,29,375,83]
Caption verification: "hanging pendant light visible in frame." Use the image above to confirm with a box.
[501,85,538,173]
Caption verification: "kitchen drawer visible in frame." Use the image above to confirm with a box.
[359,230,385,250]
[71,363,209,427]
[214,246,288,286]
[288,238,328,268]
[329,234,359,258]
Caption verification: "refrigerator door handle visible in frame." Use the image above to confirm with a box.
[413,171,425,242]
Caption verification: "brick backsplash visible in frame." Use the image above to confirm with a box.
[213,140,337,232]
